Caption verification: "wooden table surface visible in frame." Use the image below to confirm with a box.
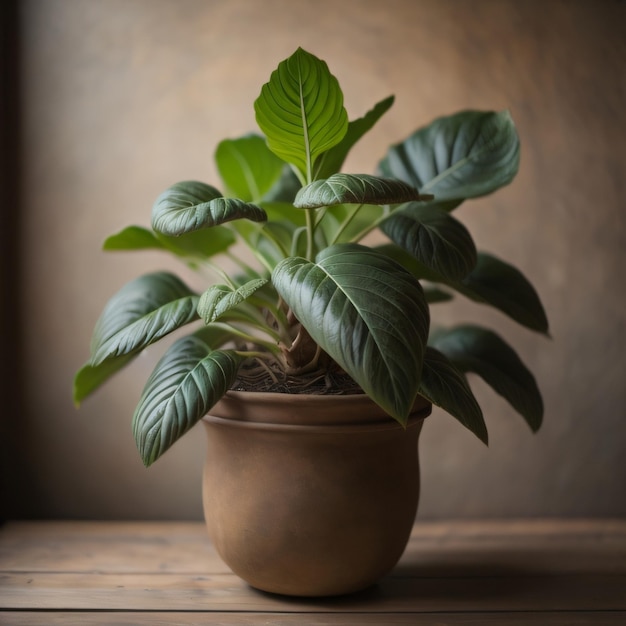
[1,519,625,625]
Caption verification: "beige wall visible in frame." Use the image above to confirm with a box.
[10,0,626,519]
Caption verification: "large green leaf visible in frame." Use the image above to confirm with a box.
[418,347,487,444]
[215,134,285,202]
[380,203,477,281]
[254,48,348,182]
[89,272,200,366]
[430,325,543,432]
[458,253,549,335]
[294,174,423,209]
[315,95,395,179]
[197,278,268,324]
[133,336,242,466]
[272,243,429,423]
[376,244,549,335]
[151,181,267,236]
[103,225,236,261]
[73,353,136,406]
[379,110,520,204]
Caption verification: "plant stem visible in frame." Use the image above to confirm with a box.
[211,322,280,354]
[329,204,364,245]
[197,259,238,288]
[348,205,390,243]
[225,251,260,277]
[305,208,316,260]
[234,349,278,361]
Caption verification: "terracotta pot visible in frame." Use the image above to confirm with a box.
[201,390,431,597]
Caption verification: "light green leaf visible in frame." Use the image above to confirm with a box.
[197,278,268,324]
[103,226,165,251]
[103,224,236,261]
[254,48,348,182]
[418,347,487,444]
[215,134,285,202]
[315,95,395,179]
[151,180,267,236]
[262,202,307,227]
[73,353,136,406]
[380,203,477,281]
[379,110,520,205]
[133,336,242,466]
[430,325,543,432]
[158,225,236,259]
[272,243,429,423]
[89,272,199,366]
[192,325,237,350]
[294,174,423,209]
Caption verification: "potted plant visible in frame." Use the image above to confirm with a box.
[74,48,548,596]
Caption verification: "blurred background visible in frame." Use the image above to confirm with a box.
[2,0,625,520]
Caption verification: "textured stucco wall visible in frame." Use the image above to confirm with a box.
[11,0,626,519]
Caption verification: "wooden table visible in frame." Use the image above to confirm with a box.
[1,520,625,624]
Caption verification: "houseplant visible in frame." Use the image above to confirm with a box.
[74,48,548,595]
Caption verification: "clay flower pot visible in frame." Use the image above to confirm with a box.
[201,390,431,597]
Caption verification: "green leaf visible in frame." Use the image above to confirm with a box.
[215,134,285,202]
[375,242,442,281]
[379,110,520,204]
[197,278,268,324]
[418,347,487,444]
[376,244,549,335]
[104,224,236,261]
[262,202,307,227]
[133,336,242,466]
[151,180,267,236]
[73,353,136,406]
[103,226,165,251]
[423,286,454,304]
[458,253,549,335]
[89,272,200,366]
[192,325,237,350]
[272,243,429,423]
[322,203,385,244]
[261,165,302,203]
[380,203,477,281]
[254,47,348,182]
[158,225,236,260]
[430,325,543,432]
[294,174,423,209]
[315,95,395,179]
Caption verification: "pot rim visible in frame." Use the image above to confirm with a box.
[203,389,432,431]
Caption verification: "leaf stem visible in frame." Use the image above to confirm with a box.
[211,322,280,354]
[305,208,316,260]
[329,204,364,245]
[348,205,390,243]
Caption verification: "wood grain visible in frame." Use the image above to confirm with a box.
[2,612,626,626]
[1,520,624,624]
